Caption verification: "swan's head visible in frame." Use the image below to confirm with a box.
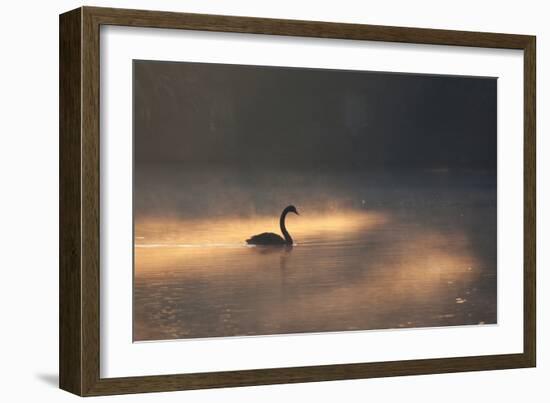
[286,205,299,215]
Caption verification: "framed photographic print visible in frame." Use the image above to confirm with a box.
[59,6,536,396]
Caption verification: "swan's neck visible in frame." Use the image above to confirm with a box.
[280,210,293,245]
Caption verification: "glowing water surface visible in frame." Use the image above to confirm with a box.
[134,193,496,341]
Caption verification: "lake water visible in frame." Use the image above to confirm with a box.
[133,170,496,341]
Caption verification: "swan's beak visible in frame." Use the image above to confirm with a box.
[295,211,300,215]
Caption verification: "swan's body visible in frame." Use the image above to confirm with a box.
[246,205,299,246]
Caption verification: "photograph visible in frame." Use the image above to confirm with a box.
[132,60,497,342]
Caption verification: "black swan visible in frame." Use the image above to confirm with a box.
[246,205,299,246]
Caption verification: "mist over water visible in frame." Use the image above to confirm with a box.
[133,167,496,341]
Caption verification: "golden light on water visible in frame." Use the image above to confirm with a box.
[133,208,496,340]
[275,231,482,328]
[135,210,389,247]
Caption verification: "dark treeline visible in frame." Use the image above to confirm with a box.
[134,60,496,172]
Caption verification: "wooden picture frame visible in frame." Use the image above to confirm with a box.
[59,6,536,396]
